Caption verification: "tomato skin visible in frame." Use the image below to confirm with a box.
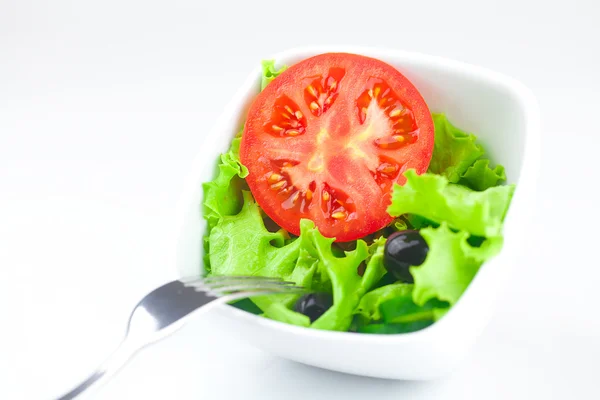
[240,53,434,242]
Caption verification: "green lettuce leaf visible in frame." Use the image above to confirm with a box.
[257,301,311,327]
[261,60,287,90]
[202,136,248,270]
[380,293,448,323]
[411,223,503,306]
[359,237,388,293]
[303,228,386,331]
[354,283,448,334]
[428,114,507,192]
[252,245,319,327]
[355,283,413,321]
[209,192,316,325]
[388,170,515,237]
[209,191,302,277]
[358,320,433,334]
[308,232,371,332]
[460,159,506,191]
[202,136,248,231]
[299,232,386,331]
[358,286,434,334]
[428,113,484,182]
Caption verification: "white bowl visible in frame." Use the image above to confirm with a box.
[174,46,540,380]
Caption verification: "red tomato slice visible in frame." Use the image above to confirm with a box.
[240,53,434,242]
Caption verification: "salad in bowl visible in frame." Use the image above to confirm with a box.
[201,52,515,335]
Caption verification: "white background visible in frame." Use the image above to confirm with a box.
[1,0,599,399]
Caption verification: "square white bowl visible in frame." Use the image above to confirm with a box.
[174,46,540,380]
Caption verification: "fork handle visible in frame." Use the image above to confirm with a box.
[56,340,138,400]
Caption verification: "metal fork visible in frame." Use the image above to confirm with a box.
[56,276,305,400]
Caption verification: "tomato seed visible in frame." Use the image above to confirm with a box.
[331,211,346,220]
[268,173,282,183]
[291,191,300,203]
[271,180,286,190]
[379,165,397,174]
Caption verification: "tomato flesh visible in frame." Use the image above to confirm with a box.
[240,53,434,242]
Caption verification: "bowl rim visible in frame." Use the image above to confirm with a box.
[172,46,541,344]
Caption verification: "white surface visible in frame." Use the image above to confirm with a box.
[0,0,599,398]
[175,46,540,380]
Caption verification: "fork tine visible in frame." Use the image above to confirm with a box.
[180,275,285,284]
[201,279,296,289]
[203,275,284,282]
[209,284,306,295]
[223,288,308,302]
[179,275,306,297]
[188,281,303,295]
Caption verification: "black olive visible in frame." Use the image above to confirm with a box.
[294,293,333,322]
[384,230,429,283]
